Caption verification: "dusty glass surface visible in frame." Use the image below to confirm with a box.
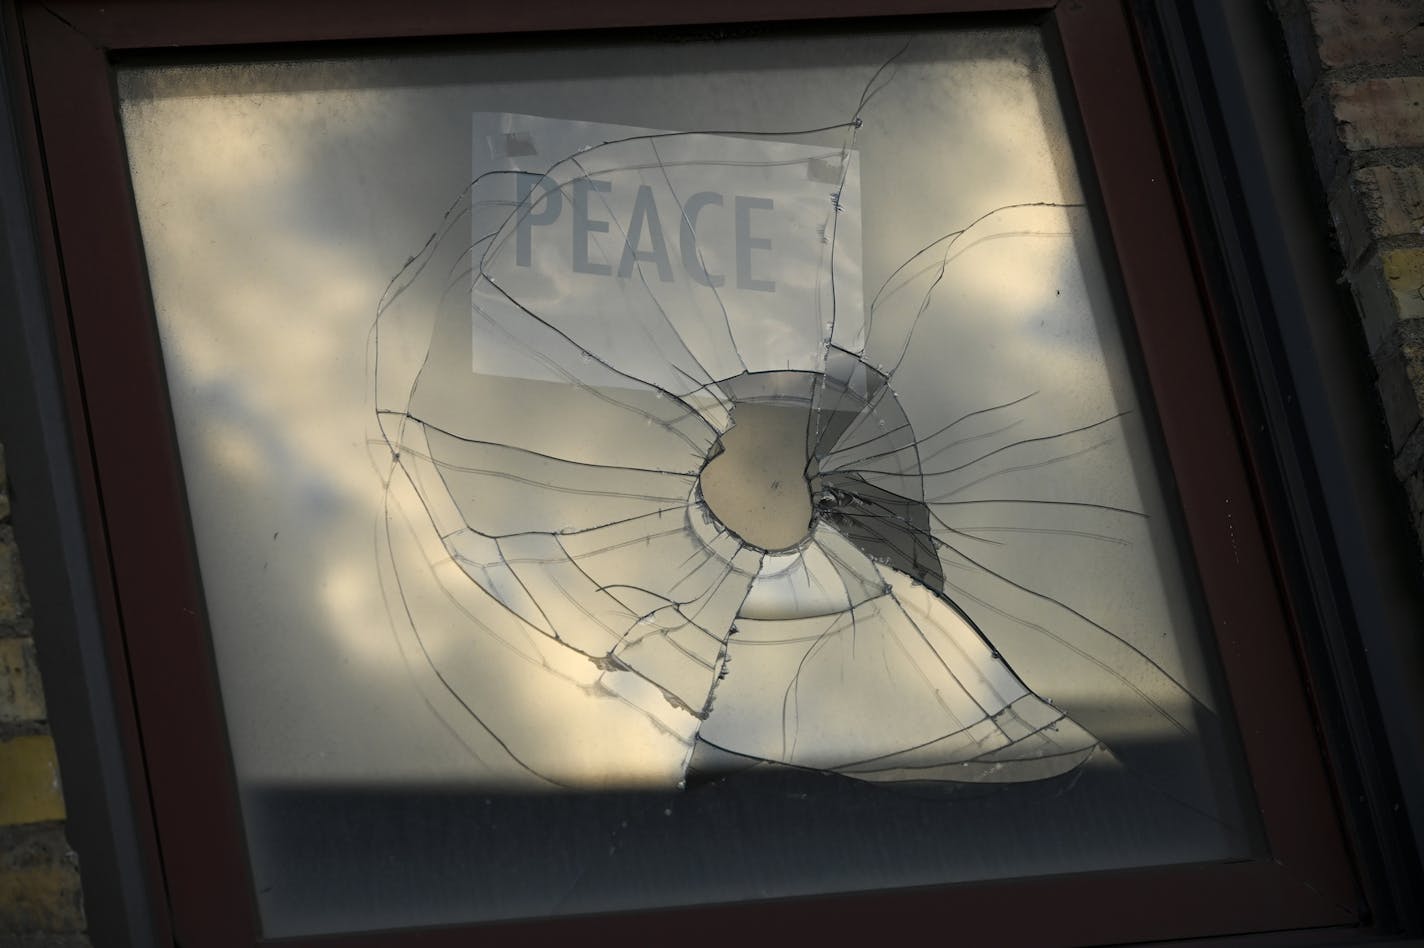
[119,25,1257,937]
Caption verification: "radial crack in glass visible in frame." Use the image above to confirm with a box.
[370,106,1191,794]
[108,24,1276,933]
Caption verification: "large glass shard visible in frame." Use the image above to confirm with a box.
[118,24,1258,936]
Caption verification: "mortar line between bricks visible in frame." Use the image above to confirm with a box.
[1350,147,1424,171]
[0,619,37,638]
[1374,234,1424,256]
[1317,58,1424,85]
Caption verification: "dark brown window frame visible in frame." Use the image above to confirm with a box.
[4,1,1368,944]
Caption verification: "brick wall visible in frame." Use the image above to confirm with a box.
[0,444,89,947]
[1275,0,1424,546]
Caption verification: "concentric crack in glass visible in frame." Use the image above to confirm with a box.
[369,96,1208,792]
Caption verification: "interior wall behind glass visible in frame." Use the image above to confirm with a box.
[118,24,1256,936]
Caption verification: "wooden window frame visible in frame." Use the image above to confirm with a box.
[4,1,1368,944]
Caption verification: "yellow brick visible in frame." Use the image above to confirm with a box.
[0,735,66,825]
[0,865,84,932]
[0,826,86,931]
[1331,77,1424,151]
[1382,248,1424,320]
[1308,0,1424,70]
[0,637,47,722]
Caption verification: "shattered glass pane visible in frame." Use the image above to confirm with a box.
[378,112,1106,787]
[119,24,1259,937]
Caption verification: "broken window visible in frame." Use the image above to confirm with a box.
[118,24,1257,937]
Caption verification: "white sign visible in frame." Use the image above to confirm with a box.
[470,113,865,386]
